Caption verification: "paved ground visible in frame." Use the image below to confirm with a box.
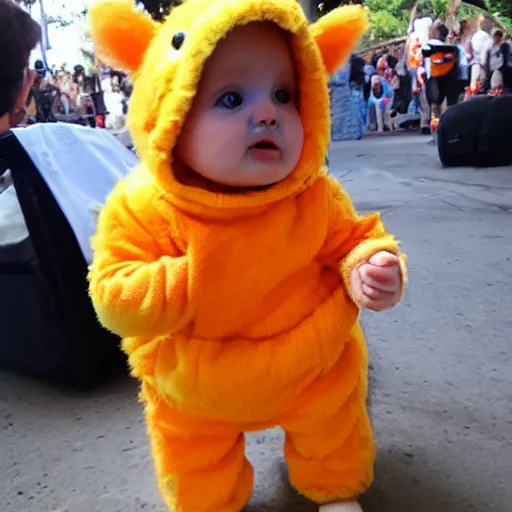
[1,134,511,512]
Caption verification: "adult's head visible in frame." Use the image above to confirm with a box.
[415,0,434,21]
[458,19,468,38]
[431,20,449,42]
[437,23,449,42]
[34,59,46,78]
[492,28,504,46]
[387,54,398,70]
[0,0,41,119]
[477,13,493,33]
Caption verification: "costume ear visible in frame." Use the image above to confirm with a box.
[89,0,159,74]
[310,5,368,75]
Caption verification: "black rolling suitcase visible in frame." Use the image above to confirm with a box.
[0,131,125,388]
[437,95,512,168]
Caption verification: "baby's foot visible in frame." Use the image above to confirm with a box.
[319,501,363,512]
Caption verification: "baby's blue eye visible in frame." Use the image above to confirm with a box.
[274,88,292,105]
[216,92,243,109]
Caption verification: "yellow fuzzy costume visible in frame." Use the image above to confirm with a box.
[88,1,407,511]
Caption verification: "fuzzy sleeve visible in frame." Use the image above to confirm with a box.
[320,176,408,305]
[88,179,191,339]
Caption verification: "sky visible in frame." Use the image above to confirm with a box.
[28,0,95,70]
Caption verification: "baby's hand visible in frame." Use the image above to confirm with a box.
[350,251,402,312]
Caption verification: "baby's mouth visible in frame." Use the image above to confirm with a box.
[248,140,281,162]
[249,140,279,150]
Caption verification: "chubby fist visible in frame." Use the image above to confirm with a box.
[350,251,403,312]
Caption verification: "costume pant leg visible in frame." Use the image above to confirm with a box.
[142,383,254,512]
[280,338,375,504]
[444,67,461,107]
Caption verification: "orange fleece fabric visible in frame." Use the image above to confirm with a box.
[88,1,407,510]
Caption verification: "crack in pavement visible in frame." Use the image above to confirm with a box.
[449,190,512,213]
[379,191,455,216]
[413,175,512,193]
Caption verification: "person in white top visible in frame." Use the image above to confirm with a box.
[413,15,434,46]
[470,14,493,91]
[407,0,434,45]
[405,2,434,132]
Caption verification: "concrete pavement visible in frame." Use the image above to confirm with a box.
[1,134,511,512]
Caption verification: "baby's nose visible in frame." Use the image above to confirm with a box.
[253,98,279,128]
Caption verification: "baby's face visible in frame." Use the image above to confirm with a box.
[175,22,304,189]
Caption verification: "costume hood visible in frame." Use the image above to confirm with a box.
[90,0,367,211]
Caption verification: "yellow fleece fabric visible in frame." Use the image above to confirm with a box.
[88,1,408,510]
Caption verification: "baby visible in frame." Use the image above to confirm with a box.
[88,1,407,511]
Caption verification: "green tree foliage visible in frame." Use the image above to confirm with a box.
[364,0,410,43]
[15,0,511,39]
[489,0,512,28]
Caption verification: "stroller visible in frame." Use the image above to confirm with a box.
[437,94,512,167]
[0,123,137,388]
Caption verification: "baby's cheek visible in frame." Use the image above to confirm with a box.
[286,112,304,162]
[201,119,241,159]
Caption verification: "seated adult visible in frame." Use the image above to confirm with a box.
[0,0,138,263]
[0,0,40,136]
[367,75,394,132]
[0,0,40,245]
[11,123,138,262]
[0,0,137,386]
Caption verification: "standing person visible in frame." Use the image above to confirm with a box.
[469,14,493,95]
[330,53,367,141]
[405,30,429,130]
[0,0,41,133]
[455,19,475,98]
[488,29,512,93]
[407,1,434,47]
[456,19,475,61]
[406,3,434,133]
[88,2,407,512]
[422,22,460,131]
[445,0,462,43]
[349,53,368,135]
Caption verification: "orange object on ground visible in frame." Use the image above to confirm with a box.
[88,1,407,511]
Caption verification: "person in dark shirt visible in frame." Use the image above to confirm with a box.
[423,21,461,131]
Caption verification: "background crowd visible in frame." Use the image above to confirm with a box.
[22,59,132,132]
[331,5,511,140]
[15,0,512,143]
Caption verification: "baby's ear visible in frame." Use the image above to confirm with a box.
[89,0,159,74]
[310,5,368,75]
